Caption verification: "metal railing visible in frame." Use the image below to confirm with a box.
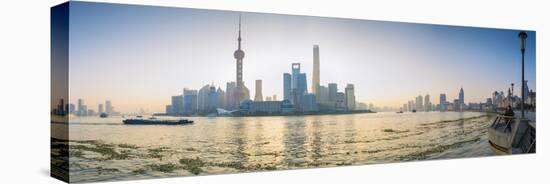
[490,115,515,132]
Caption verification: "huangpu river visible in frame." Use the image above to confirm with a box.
[52,111,495,183]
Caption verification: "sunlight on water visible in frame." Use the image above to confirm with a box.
[52,111,494,182]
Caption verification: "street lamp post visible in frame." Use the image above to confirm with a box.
[518,31,527,119]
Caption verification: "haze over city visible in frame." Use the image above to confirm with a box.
[65,3,536,113]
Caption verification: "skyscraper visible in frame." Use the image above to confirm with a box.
[105,100,112,115]
[283,73,291,101]
[424,94,431,111]
[345,84,356,110]
[231,15,250,108]
[459,87,465,105]
[171,95,184,115]
[416,95,423,111]
[183,88,198,113]
[291,63,300,90]
[318,85,329,103]
[98,104,104,114]
[254,79,263,101]
[439,93,447,111]
[77,98,84,116]
[328,83,337,102]
[312,45,320,98]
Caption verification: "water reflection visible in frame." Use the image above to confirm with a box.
[58,112,495,182]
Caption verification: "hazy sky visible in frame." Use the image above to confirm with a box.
[66,2,536,113]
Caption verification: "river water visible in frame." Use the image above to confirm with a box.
[52,111,495,182]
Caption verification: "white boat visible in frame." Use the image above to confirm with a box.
[488,115,535,155]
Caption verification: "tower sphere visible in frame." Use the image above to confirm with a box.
[234,49,245,59]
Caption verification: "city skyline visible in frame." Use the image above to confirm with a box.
[65,2,536,113]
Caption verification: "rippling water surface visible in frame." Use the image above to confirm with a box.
[51,111,495,182]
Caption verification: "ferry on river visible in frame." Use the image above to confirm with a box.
[123,117,193,125]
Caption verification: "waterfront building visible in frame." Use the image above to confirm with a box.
[165,105,173,115]
[283,73,291,101]
[266,96,272,101]
[416,95,423,111]
[98,104,104,114]
[328,83,337,103]
[105,100,113,115]
[77,98,84,116]
[216,88,225,109]
[302,93,318,112]
[68,103,75,114]
[335,92,346,110]
[318,85,329,104]
[312,45,320,99]
[281,99,295,113]
[272,94,277,101]
[254,79,263,101]
[453,99,460,111]
[198,85,220,113]
[171,95,184,115]
[439,93,447,111]
[459,87,465,106]
[250,101,282,114]
[424,94,431,111]
[225,82,237,110]
[345,84,356,110]
[183,88,198,114]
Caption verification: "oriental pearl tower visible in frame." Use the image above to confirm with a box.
[232,15,250,107]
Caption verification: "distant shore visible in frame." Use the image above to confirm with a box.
[153,109,376,118]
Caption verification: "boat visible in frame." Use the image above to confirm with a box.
[123,118,193,125]
[99,113,108,118]
[412,109,417,113]
[396,111,403,114]
[487,115,535,155]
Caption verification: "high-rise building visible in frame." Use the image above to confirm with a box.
[105,100,113,115]
[183,88,198,113]
[459,87,465,105]
[171,95,184,115]
[291,63,300,90]
[439,93,447,111]
[416,95,423,111]
[328,83,337,102]
[98,104,104,114]
[345,84,356,110]
[312,45,320,98]
[165,105,173,115]
[335,92,346,110]
[302,93,318,112]
[232,15,250,109]
[424,94,431,111]
[283,73,291,101]
[318,85,329,103]
[298,73,308,95]
[225,82,237,110]
[216,87,225,109]
[254,79,263,101]
[77,98,84,116]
